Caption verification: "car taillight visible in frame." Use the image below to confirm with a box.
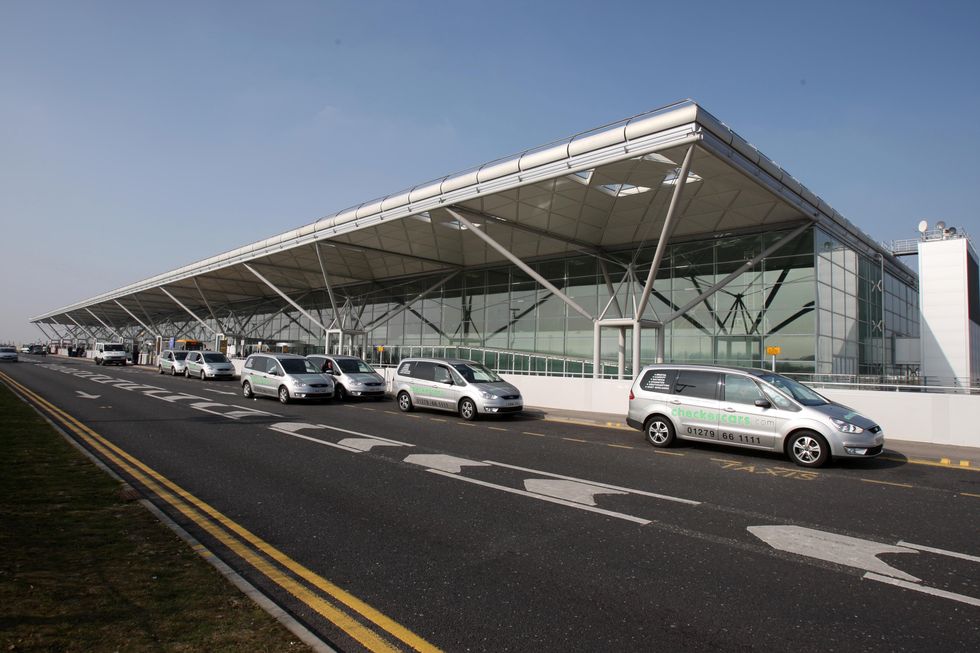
[629,390,635,401]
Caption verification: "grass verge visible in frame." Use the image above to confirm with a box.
[0,382,310,652]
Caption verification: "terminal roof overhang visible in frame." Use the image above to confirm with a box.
[32,100,907,331]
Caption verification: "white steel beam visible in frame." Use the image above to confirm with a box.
[192,278,230,335]
[363,272,459,330]
[114,300,161,338]
[160,288,217,334]
[314,242,341,328]
[85,307,125,340]
[65,314,99,342]
[634,144,695,321]
[243,264,328,332]
[447,207,594,322]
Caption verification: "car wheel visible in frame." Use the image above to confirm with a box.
[200,369,206,380]
[242,381,253,399]
[95,358,101,366]
[644,415,675,448]
[278,386,290,404]
[397,391,413,412]
[335,385,347,401]
[158,365,164,375]
[171,366,177,376]
[786,431,830,468]
[459,398,477,421]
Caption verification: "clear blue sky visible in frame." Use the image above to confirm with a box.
[2,0,978,343]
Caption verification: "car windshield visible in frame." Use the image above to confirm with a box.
[104,344,125,351]
[451,363,502,384]
[203,353,228,363]
[0,347,14,353]
[173,352,189,360]
[336,358,375,374]
[281,358,318,374]
[756,373,828,406]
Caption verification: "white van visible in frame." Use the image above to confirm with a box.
[94,342,128,366]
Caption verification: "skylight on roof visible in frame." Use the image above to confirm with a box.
[566,169,594,185]
[661,168,703,186]
[440,219,480,231]
[597,183,652,198]
[408,211,432,223]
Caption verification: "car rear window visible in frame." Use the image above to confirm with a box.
[639,369,676,393]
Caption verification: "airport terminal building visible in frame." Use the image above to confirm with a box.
[31,101,922,381]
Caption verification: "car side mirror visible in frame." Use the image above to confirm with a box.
[755,399,772,409]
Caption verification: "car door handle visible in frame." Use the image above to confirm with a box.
[723,407,736,412]
[670,399,681,404]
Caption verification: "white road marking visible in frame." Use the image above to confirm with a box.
[427,470,651,525]
[269,422,325,433]
[863,572,980,607]
[204,388,238,396]
[523,479,627,506]
[897,541,980,563]
[223,409,280,419]
[486,459,701,506]
[337,438,407,452]
[748,525,919,581]
[75,391,100,399]
[159,394,207,403]
[404,454,490,474]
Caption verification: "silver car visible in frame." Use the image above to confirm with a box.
[307,354,386,400]
[241,353,334,404]
[184,350,236,380]
[393,357,523,420]
[0,346,18,362]
[157,349,190,376]
[627,364,884,468]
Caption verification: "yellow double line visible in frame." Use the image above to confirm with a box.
[0,371,440,653]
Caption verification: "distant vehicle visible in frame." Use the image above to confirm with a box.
[184,350,235,380]
[626,364,884,468]
[393,358,523,420]
[0,346,18,362]
[20,345,31,354]
[306,354,386,400]
[241,353,334,404]
[157,349,190,376]
[28,344,46,356]
[94,342,127,366]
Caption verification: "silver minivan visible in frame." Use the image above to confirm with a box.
[626,364,884,468]
[242,353,334,404]
[184,350,236,380]
[157,349,190,376]
[306,354,386,400]
[393,358,523,420]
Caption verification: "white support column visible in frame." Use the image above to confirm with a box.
[599,260,627,379]
[448,207,595,322]
[314,242,341,329]
[592,321,602,379]
[635,144,696,321]
[243,264,328,332]
[114,300,161,338]
[632,320,643,376]
[657,325,666,364]
[160,287,217,334]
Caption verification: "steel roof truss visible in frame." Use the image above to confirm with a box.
[243,264,327,332]
[160,287,217,335]
[447,208,594,322]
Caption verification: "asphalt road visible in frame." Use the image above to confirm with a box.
[3,356,978,652]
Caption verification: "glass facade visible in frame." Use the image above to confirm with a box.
[165,226,918,379]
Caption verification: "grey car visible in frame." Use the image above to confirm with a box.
[184,350,236,380]
[157,349,190,376]
[241,353,334,404]
[307,354,386,400]
[626,364,884,468]
[393,357,523,420]
[0,346,18,362]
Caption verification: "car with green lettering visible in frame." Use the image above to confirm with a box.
[626,364,883,468]
[393,358,523,420]
[242,353,334,404]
